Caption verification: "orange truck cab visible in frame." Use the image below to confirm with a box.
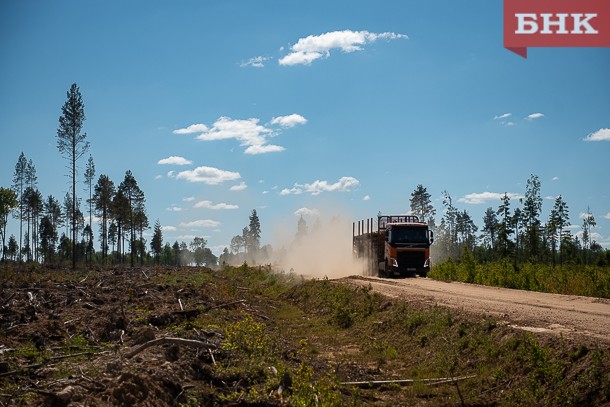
[353,215,433,278]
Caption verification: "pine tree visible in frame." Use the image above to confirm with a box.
[410,184,436,224]
[522,174,542,260]
[84,155,95,263]
[118,171,145,267]
[547,195,569,267]
[0,187,18,261]
[482,207,498,251]
[12,152,27,261]
[496,193,513,257]
[93,175,115,263]
[56,83,89,269]
[151,219,163,264]
[247,210,261,254]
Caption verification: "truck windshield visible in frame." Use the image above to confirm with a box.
[389,226,428,244]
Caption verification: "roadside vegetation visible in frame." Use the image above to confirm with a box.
[1,264,608,406]
[431,252,610,298]
[408,179,610,298]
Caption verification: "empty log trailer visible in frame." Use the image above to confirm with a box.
[353,215,434,277]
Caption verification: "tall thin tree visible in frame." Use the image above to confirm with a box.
[12,152,27,262]
[0,188,18,261]
[57,83,89,269]
[84,155,95,263]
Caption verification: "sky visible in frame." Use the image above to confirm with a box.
[1,0,609,255]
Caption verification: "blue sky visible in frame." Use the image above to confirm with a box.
[1,0,609,254]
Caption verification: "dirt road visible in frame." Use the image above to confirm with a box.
[344,276,610,344]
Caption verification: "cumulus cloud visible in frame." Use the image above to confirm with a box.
[604,213,610,220]
[173,123,208,134]
[279,30,407,66]
[166,205,182,212]
[183,196,195,202]
[240,55,271,68]
[458,192,523,205]
[363,195,370,201]
[179,219,221,229]
[245,144,285,154]
[526,112,544,120]
[280,176,360,196]
[175,115,306,155]
[161,226,177,232]
[294,207,320,217]
[270,114,308,128]
[583,128,610,142]
[552,176,559,181]
[230,182,248,191]
[494,113,512,120]
[193,200,239,210]
[157,156,193,166]
[176,166,241,185]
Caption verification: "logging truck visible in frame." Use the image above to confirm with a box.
[353,215,433,277]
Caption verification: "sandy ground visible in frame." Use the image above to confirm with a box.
[344,276,610,345]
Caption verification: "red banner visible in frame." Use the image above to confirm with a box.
[504,0,610,58]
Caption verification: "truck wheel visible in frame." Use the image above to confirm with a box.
[418,269,428,278]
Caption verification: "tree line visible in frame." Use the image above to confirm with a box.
[408,176,609,267]
[0,83,210,269]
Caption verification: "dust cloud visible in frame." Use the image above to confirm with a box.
[271,215,366,279]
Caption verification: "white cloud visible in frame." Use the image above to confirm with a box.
[173,123,208,134]
[280,176,360,196]
[270,114,308,128]
[183,196,195,202]
[501,121,515,127]
[155,175,162,180]
[294,207,320,217]
[245,144,285,154]
[552,176,559,181]
[526,112,544,120]
[167,171,175,178]
[166,205,182,212]
[175,115,306,155]
[161,226,177,232]
[230,182,248,191]
[494,113,512,120]
[158,156,193,166]
[193,200,239,210]
[458,191,523,205]
[240,55,271,68]
[176,166,241,185]
[604,213,610,220]
[583,128,610,142]
[363,195,370,201]
[178,220,221,229]
[279,30,407,66]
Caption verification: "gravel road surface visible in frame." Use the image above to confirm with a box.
[343,276,610,344]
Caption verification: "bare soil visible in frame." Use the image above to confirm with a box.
[1,267,609,406]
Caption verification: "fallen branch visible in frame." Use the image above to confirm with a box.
[124,337,217,359]
[211,299,246,310]
[2,292,15,306]
[50,352,95,361]
[341,375,476,388]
